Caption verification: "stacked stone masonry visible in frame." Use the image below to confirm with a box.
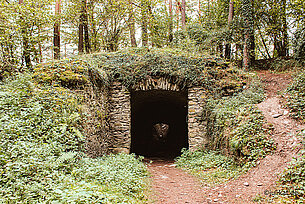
[109,82,131,154]
[109,79,208,153]
[188,87,208,150]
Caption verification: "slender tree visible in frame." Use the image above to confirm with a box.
[276,0,288,57]
[19,0,31,68]
[242,0,255,69]
[181,0,186,30]
[225,0,234,59]
[88,0,99,52]
[141,0,148,46]
[168,0,173,43]
[128,0,137,47]
[82,0,91,53]
[54,0,61,60]
[78,3,84,54]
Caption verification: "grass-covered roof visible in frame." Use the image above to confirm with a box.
[34,48,247,95]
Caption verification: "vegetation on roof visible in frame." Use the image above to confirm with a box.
[33,48,246,95]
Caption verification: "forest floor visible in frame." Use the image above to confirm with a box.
[146,70,305,204]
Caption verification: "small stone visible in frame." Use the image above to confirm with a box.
[236,195,240,198]
[214,199,219,202]
[284,110,289,115]
[257,183,263,186]
[244,182,249,186]
[272,113,283,118]
[218,194,223,197]
[161,175,168,179]
[168,164,177,167]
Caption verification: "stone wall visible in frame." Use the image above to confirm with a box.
[76,86,110,158]
[108,79,208,154]
[188,87,208,150]
[109,82,131,154]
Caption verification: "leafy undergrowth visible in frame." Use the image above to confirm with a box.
[285,71,305,122]
[176,149,242,187]
[176,76,275,185]
[278,130,305,203]
[0,74,149,203]
[256,130,305,203]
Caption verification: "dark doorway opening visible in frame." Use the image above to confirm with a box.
[131,90,188,159]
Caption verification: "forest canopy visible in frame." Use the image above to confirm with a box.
[1,0,305,78]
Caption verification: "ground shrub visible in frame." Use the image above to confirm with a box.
[0,74,149,203]
[205,78,275,166]
[285,72,305,122]
[176,76,275,184]
[254,58,303,72]
[279,130,305,202]
[175,149,241,186]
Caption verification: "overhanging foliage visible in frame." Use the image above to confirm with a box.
[34,48,247,96]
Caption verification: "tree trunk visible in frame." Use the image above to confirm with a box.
[218,43,223,58]
[242,0,255,70]
[129,0,137,47]
[279,0,288,57]
[181,0,186,30]
[78,22,84,54]
[53,0,61,60]
[259,28,271,59]
[89,1,99,52]
[225,0,234,59]
[141,0,148,46]
[19,0,31,68]
[81,0,91,53]
[168,0,173,43]
[176,1,180,29]
[198,0,201,16]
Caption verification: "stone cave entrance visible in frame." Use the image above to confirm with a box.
[130,90,188,158]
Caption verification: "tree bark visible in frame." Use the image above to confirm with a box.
[141,0,148,46]
[82,0,91,53]
[168,0,173,43]
[129,0,137,47]
[53,0,61,60]
[19,0,32,68]
[258,26,271,59]
[88,1,99,52]
[242,0,255,70]
[78,22,84,54]
[225,0,234,59]
[181,0,186,30]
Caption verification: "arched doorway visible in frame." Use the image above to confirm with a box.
[131,90,188,158]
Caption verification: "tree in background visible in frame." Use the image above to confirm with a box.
[1,0,304,69]
[168,0,173,43]
[141,0,149,46]
[242,0,255,69]
[54,0,61,59]
[128,0,137,47]
[255,0,289,58]
[19,0,31,67]
[225,0,234,59]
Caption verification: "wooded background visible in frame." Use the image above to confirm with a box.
[1,0,304,71]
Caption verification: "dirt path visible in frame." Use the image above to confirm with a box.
[145,159,207,203]
[147,70,305,204]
